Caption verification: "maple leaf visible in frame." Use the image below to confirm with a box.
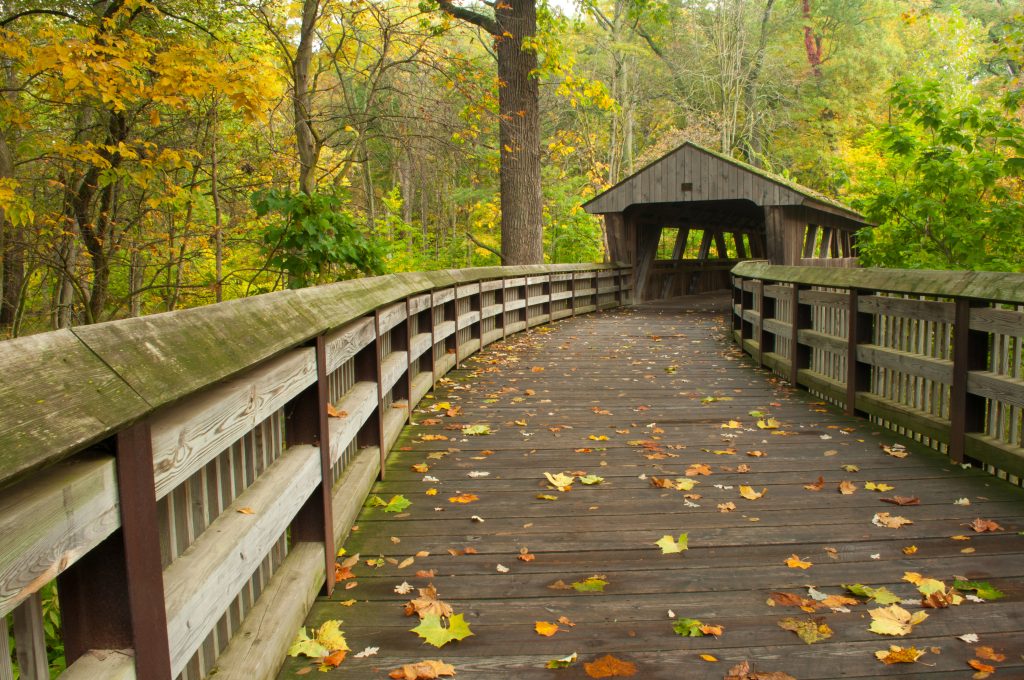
[461,424,491,435]
[545,471,575,490]
[868,605,928,636]
[579,474,604,485]
[757,418,780,429]
[843,584,901,604]
[953,580,1005,601]
[448,493,479,504]
[432,402,452,411]
[368,495,410,513]
[686,463,712,476]
[537,494,559,501]
[326,403,348,418]
[872,512,912,528]
[841,464,860,472]
[288,619,350,659]
[881,496,919,506]
[738,485,766,500]
[881,443,909,458]
[354,646,378,658]
[865,481,895,492]
[388,659,456,679]
[784,554,812,569]
[655,534,688,554]
[804,476,825,491]
[588,434,610,441]
[535,621,559,636]
[875,645,925,664]
[902,545,918,554]
[412,613,474,647]
[721,420,743,429]
[572,576,608,592]
[546,652,578,669]
[421,434,449,441]
[405,585,453,619]
[718,502,737,512]
[969,658,997,675]
[672,618,707,637]
[777,617,832,644]
[975,646,1007,662]
[412,463,430,473]
[583,654,637,677]
[966,518,1003,532]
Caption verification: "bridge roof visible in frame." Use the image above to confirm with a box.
[582,142,866,224]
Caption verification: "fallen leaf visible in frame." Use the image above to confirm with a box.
[804,476,825,491]
[902,545,918,555]
[721,420,743,429]
[327,403,348,418]
[953,580,1005,601]
[723,661,795,680]
[462,424,491,435]
[395,581,414,594]
[496,564,509,573]
[288,619,350,659]
[959,634,980,644]
[579,474,604,485]
[412,463,430,473]
[699,654,718,662]
[968,659,996,673]
[237,507,255,515]
[881,496,919,506]
[545,471,576,491]
[584,654,637,678]
[841,464,860,472]
[518,547,535,562]
[747,450,766,457]
[354,646,379,659]
[448,493,479,504]
[757,418,781,429]
[717,502,737,512]
[872,512,913,528]
[739,485,766,500]
[868,604,928,636]
[411,613,474,647]
[967,518,1003,533]
[785,554,812,569]
[838,480,857,495]
[421,434,449,442]
[975,646,1006,662]
[882,443,909,458]
[426,488,438,496]
[535,621,560,636]
[588,434,609,441]
[388,659,456,679]
[844,584,901,604]
[572,576,609,592]
[546,652,578,669]
[655,534,689,554]
[875,645,925,664]
[865,482,895,492]
[777,617,832,644]
[404,585,453,619]
[686,463,713,476]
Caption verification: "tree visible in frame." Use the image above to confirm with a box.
[434,0,543,264]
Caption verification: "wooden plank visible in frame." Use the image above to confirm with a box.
[376,301,407,335]
[798,329,846,355]
[324,317,375,374]
[969,306,1024,336]
[328,382,378,464]
[380,351,408,395]
[434,320,456,340]
[965,433,1024,479]
[204,542,325,680]
[61,650,136,680]
[858,295,954,323]
[0,331,149,485]
[0,456,119,618]
[969,370,1024,410]
[409,332,432,362]
[855,345,954,385]
[150,348,316,499]
[163,443,321,677]
[0,615,11,680]
[762,318,791,339]
[798,289,847,307]
[457,310,481,329]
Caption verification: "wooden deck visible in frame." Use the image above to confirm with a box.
[278,298,1024,679]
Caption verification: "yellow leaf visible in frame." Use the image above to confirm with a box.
[534,621,559,636]
[738,485,766,500]
[699,654,718,662]
[875,645,925,664]
[425,488,438,496]
[785,554,812,569]
[721,420,742,429]
[448,493,479,504]
[757,418,781,429]
[865,481,895,492]
[868,605,928,636]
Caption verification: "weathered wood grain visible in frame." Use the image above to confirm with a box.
[164,443,320,677]
[61,649,136,680]
[969,306,1024,336]
[12,593,47,680]
[856,345,953,385]
[380,351,408,395]
[328,382,378,464]
[150,348,316,499]
[0,331,149,485]
[0,456,119,618]
[324,318,375,374]
[859,295,954,323]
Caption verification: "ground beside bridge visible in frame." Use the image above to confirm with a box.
[277,296,1024,679]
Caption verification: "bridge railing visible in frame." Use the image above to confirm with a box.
[731,261,1024,485]
[0,264,632,680]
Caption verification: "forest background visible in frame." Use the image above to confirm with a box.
[1,0,1022,338]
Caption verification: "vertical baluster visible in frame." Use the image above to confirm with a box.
[846,289,873,416]
[790,284,811,388]
[12,595,47,680]
[950,298,989,463]
[1,613,14,680]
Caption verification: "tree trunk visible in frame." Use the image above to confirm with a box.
[801,0,822,76]
[294,0,321,195]
[494,0,543,264]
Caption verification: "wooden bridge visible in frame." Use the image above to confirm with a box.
[2,262,1023,679]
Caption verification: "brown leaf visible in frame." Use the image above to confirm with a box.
[975,646,1006,662]
[881,496,920,506]
[388,659,456,679]
[725,660,797,680]
[803,476,825,491]
[404,584,453,619]
[838,480,857,495]
[967,518,1003,533]
[685,463,712,477]
[448,493,479,504]
[584,654,637,678]
[518,547,535,562]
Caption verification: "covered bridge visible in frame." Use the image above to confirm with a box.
[583,142,868,301]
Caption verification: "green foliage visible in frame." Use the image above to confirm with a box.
[253,190,384,288]
[852,79,1024,271]
[8,582,65,679]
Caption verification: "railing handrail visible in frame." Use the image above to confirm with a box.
[0,263,624,489]
[732,261,1024,304]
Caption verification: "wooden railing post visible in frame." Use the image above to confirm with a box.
[57,421,172,680]
[404,296,415,424]
[286,336,336,595]
[570,272,578,317]
[428,290,438,383]
[790,283,812,388]
[740,279,754,343]
[757,280,776,367]
[373,309,387,467]
[950,298,988,463]
[845,289,873,416]
[11,595,46,680]
[733,276,744,336]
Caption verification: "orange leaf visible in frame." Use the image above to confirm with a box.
[967,518,1003,533]
[975,646,1006,662]
[448,494,479,504]
[237,507,255,515]
[968,659,996,673]
[534,621,559,636]
[685,463,712,477]
[803,476,825,491]
[584,654,637,678]
[838,480,857,495]
[699,654,718,662]
[785,554,812,569]
[320,650,347,668]
[327,403,348,418]
[412,463,430,473]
